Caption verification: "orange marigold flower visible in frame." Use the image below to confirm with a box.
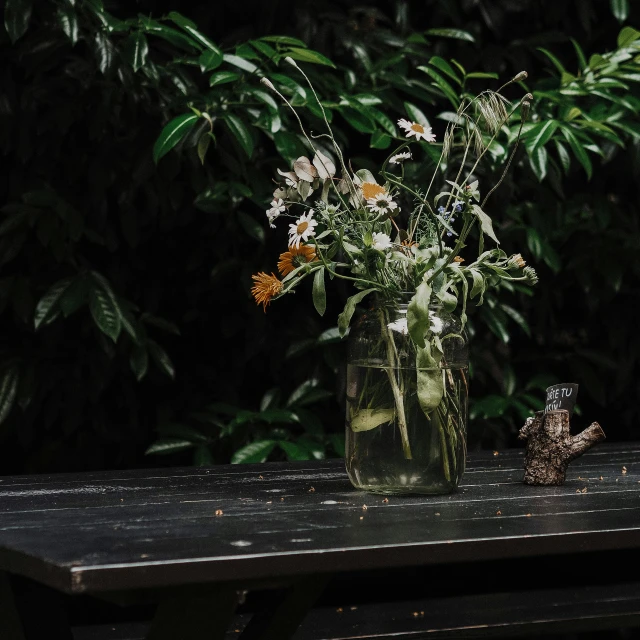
[251,272,283,312]
[453,256,465,263]
[361,182,386,201]
[277,245,317,276]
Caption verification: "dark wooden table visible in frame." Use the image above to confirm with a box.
[2,443,640,640]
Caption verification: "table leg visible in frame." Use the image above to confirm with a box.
[145,585,239,640]
[239,575,331,640]
[0,572,26,640]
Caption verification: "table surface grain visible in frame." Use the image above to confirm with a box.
[1,443,639,594]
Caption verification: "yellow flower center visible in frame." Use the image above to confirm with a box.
[297,221,309,234]
[410,123,425,133]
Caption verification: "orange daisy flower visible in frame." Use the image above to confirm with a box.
[277,245,318,276]
[361,182,386,201]
[251,272,283,312]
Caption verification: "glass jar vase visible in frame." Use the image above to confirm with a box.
[345,296,469,495]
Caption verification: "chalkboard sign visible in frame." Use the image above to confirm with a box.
[545,383,579,415]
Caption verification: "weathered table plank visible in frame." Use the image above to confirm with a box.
[1,444,639,594]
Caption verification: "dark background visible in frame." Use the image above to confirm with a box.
[0,0,638,474]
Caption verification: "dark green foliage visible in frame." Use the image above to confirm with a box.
[1,0,639,472]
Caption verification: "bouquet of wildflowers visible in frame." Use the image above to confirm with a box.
[251,59,537,470]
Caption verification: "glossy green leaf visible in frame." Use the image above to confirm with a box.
[153,114,198,164]
[537,48,566,75]
[94,32,115,74]
[148,340,175,379]
[425,28,475,43]
[339,106,375,133]
[237,211,264,243]
[34,278,73,329]
[89,274,122,342]
[428,56,462,85]
[370,130,391,149]
[617,26,640,47]
[168,11,222,53]
[260,35,307,47]
[199,49,223,72]
[500,304,531,337]
[58,6,78,44]
[278,441,312,460]
[124,32,149,72]
[140,20,200,52]
[129,346,148,382]
[526,120,559,153]
[312,268,326,316]
[59,276,88,317]
[561,125,593,179]
[273,131,308,163]
[4,0,33,43]
[145,438,195,455]
[231,439,276,463]
[209,70,240,86]
[529,145,548,181]
[285,47,336,68]
[403,102,430,127]
[0,367,19,426]
[337,288,376,337]
[223,54,259,74]
[224,114,254,158]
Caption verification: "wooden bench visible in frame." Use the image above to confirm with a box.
[2,444,640,639]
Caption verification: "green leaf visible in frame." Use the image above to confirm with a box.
[199,49,223,72]
[145,438,195,456]
[140,20,200,53]
[403,102,430,127]
[500,304,531,337]
[238,211,264,243]
[339,106,375,133]
[260,35,307,47]
[337,288,376,337]
[561,125,592,179]
[224,114,254,158]
[418,66,460,107]
[223,54,259,74]
[464,72,499,80]
[554,140,571,174]
[94,31,115,74]
[129,346,149,382]
[428,56,461,85]
[526,120,559,153]
[468,269,486,302]
[278,441,312,460]
[124,32,149,72]
[148,340,175,379]
[617,26,640,47]
[59,276,88,317]
[153,114,199,164]
[168,12,222,53]
[537,48,566,75]
[231,440,276,463]
[570,38,588,70]
[273,131,308,164]
[529,145,548,181]
[89,274,122,342]
[4,0,33,43]
[349,408,395,432]
[34,278,74,329]
[416,342,444,416]
[312,268,326,316]
[58,6,79,44]
[209,70,240,86]
[285,47,336,68]
[407,281,432,348]
[472,205,499,244]
[0,367,19,426]
[370,130,391,149]
[425,28,475,43]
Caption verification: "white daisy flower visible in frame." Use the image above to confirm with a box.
[372,232,393,251]
[367,193,399,216]
[397,118,436,143]
[288,211,318,249]
[389,151,412,164]
[387,318,408,335]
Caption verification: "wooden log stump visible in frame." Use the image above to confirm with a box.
[518,410,605,485]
